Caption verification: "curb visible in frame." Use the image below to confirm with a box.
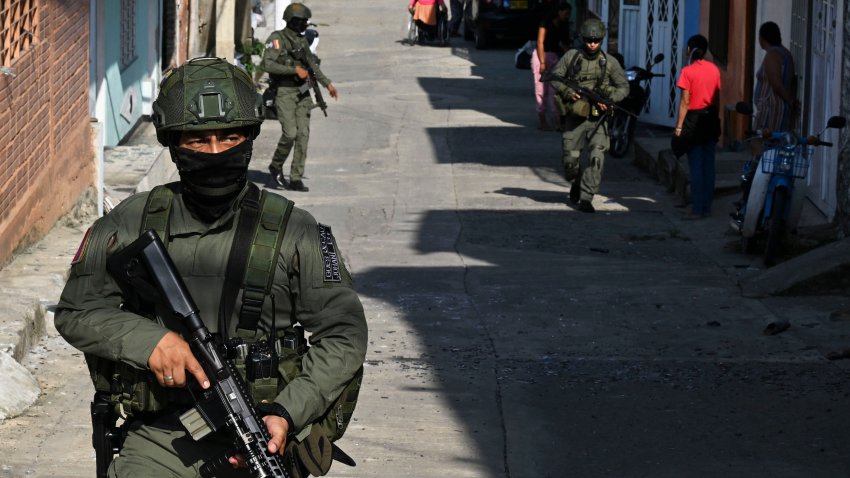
[0,140,169,421]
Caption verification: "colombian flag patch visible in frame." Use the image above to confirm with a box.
[71,228,92,265]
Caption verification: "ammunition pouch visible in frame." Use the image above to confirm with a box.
[85,353,195,417]
[570,99,591,118]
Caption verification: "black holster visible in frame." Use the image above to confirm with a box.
[91,392,124,478]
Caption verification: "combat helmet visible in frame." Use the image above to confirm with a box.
[151,57,263,146]
[283,3,312,22]
[580,18,607,40]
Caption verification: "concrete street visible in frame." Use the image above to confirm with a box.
[2,1,850,476]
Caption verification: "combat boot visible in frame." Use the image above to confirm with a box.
[569,181,580,205]
[268,166,286,189]
[288,180,309,192]
[577,200,595,213]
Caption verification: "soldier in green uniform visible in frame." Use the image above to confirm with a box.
[263,3,338,192]
[55,58,366,477]
[550,18,628,213]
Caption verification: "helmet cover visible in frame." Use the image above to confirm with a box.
[152,57,262,145]
[283,3,312,22]
[580,18,607,40]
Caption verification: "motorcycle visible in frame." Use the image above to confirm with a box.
[608,53,665,158]
[730,102,846,266]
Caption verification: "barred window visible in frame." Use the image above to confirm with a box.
[120,0,136,69]
[0,0,39,67]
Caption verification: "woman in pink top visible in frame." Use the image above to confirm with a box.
[673,34,721,220]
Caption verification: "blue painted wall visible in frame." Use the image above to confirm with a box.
[102,1,161,146]
[683,0,700,44]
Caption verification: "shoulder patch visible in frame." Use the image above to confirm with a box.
[71,228,93,265]
[318,224,342,283]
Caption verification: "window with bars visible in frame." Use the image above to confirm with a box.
[0,0,39,67]
[120,0,136,69]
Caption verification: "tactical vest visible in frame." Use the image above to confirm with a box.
[87,184,361,444]
[559,49,609,118]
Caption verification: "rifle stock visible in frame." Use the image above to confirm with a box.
[106,230,290,478]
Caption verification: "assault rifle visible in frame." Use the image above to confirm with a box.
[541,71,637,119]
[293,48,328,116]
[106,230,290,478]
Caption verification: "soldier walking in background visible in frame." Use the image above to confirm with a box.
[263,3,338,192]
[550,18,628,213]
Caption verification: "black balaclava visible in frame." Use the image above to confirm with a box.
[170,139,253,223]
[287,17,308,35]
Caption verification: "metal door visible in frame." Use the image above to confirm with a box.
[622,0,682,127]
[807,0,842,218]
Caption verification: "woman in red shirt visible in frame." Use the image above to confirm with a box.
[674,34,721,220]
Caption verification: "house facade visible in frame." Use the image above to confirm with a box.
[608,0,848,233]
[0,1,94,266]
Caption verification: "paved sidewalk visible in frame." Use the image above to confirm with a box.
[0,122,173,419]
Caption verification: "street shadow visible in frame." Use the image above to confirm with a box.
[491,187,568,205]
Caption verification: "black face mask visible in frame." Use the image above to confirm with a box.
[170,140,253,223]
[287,18,308,35]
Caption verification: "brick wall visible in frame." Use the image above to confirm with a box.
[0,0,94,266]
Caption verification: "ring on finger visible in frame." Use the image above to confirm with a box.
[164,375,174,381]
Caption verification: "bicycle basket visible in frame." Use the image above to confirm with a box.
[761,145,812,179]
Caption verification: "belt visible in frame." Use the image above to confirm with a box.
[271,77,304,88]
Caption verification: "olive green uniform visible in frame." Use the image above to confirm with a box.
[551,49,629,202]
[263,28,331,182]
[56,184,367,477]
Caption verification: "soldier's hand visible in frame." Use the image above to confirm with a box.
[327,84,338,99]
[227,416,289,468]
[148,331,209,389]
[295,66,309,80]
[264,415,290,455]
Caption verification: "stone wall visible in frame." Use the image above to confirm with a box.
[0,1,94,266]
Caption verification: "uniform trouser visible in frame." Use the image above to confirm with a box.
[271,86,313,181]
[562,115,609,202]
[108,418,252,478]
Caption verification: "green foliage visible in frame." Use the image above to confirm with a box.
[237,38,266,78]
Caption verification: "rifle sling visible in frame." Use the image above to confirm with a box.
[218,183,261,338]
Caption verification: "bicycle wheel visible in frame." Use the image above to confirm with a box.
[608,114,632,158]
[407,16,417,45]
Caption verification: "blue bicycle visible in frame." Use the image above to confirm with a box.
[731,102,846,266]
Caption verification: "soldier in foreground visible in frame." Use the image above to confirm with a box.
[55,57,366,477]
[550,18,628,213]
[263,3,338,192]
